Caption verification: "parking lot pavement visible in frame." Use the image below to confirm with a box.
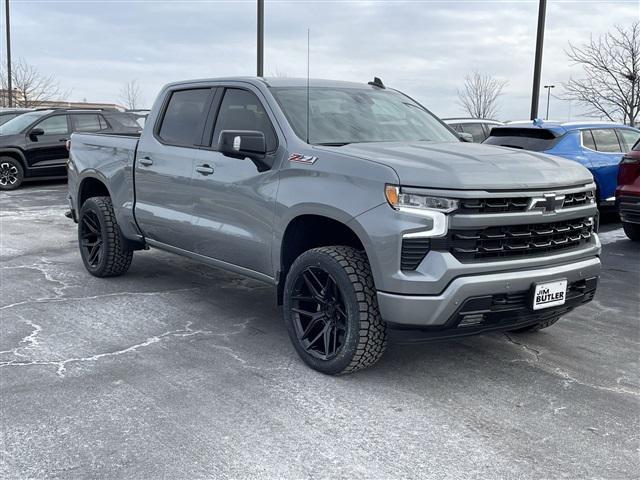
[1,182,638,479]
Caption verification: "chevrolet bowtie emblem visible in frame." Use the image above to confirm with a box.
[528,193,565,214]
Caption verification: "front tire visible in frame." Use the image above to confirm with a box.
[0,157,24,191]
[283,246,387,375]
[622,222,640,241]
[78,196,133,277]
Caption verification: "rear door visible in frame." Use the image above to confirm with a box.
[189,86,281,276]
[134,87,214,250]
[24,114,70,173]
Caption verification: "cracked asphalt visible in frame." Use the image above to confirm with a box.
[1,181,638,479]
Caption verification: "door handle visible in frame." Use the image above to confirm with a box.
[139,157,154,166]
[58,138,69,142]
[195,164,214,175]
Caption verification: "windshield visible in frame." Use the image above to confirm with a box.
[0,111,48,135]
[270,86,457,145]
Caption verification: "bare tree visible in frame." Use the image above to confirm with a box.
[457,71,508,119]
[119,80,142,110]
[564,22,639,127]
[0,59,66,107]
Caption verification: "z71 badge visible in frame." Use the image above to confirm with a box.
[289,153,318,165]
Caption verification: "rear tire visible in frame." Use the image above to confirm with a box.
[622,222,640,241]
[510,316,560,333]
[78,196,133,277]
[0,157,24,191]
[283,246,387,375]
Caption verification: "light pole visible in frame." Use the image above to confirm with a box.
[530,0,547,120]
[544,85,555,120]
[257,0,264,77]
[5,0,12,108]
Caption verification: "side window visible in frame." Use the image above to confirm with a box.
[212,88,277,152]
[461,123,485,142]
[582,130,596,150]
[617,129,640,152]
[158,88,210,146]
[591,129,622,153]
[34,115,69,135]
[72,114,103,133]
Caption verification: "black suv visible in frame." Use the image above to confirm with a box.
[0,109,142,190]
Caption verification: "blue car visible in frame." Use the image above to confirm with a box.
[484,121,640,206]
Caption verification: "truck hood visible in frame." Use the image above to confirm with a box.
[323,141,593,190]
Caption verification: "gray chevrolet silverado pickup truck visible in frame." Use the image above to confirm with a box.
[67,77,601,375]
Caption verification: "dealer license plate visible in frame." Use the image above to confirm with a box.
[532,280,568,310]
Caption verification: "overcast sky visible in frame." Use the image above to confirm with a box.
[1,0,637,120]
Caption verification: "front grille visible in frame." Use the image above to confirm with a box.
[401,238,430,270]
[457,190,594,214]
[459,197,529,214]
[432,216,594,262]
[563,190,595,208]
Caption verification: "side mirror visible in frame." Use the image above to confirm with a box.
[458,132,474,143]
[218,130,267,160]
[29,127,45,139]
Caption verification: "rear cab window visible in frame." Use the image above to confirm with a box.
[157,88,212,146]
[483,127,560,151]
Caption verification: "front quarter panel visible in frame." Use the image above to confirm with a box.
[273,148,398,277]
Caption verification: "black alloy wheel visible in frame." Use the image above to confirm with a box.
[283,246,387,375]
[291,266,348,360]
[80,210,103,267]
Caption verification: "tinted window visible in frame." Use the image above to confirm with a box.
[212,89,277,151]
[617,129,640,152]
[483,127,559,151]
[72,114,104,132]
[158,89,210,146]
[35,115,69,135]
[591,129,622,153]
[582,130,596,150]
[461,123,486,142]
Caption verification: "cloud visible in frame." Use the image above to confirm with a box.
[2,0,636,121]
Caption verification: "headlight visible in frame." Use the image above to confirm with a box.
[385,185,458,238]
[385,185,459,213]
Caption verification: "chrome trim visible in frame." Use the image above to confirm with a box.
[402,183,596,199]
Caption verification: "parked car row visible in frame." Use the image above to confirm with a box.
[0,108,142,190]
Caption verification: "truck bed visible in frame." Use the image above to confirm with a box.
[68,132,141,240]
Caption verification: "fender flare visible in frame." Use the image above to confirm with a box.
[0,148,28,169]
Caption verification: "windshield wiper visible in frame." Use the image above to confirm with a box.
[315,142,351,147]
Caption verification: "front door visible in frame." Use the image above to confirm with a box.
[190,87,281,276]
[24,114,70,174]
[134,87,213,251]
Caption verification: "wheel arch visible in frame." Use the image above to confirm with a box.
[0,148,27,171]
[276,212,370,305]
[77,174,112,208]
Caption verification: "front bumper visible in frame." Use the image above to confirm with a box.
[617,195,640,225]
[377,256,600,327]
